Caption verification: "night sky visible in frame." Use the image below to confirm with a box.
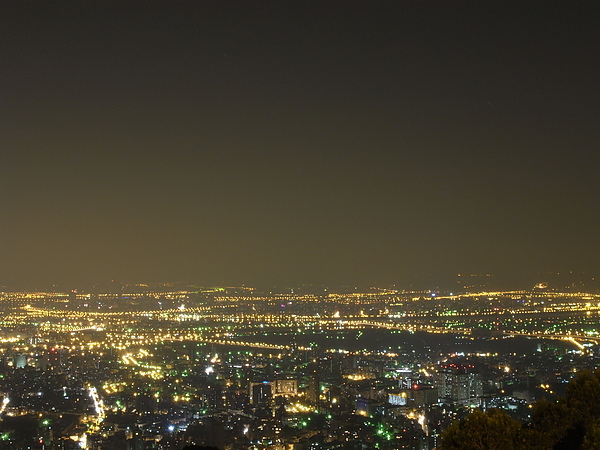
[1,1,599,288]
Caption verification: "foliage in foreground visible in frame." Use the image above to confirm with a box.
[441,369,600,450]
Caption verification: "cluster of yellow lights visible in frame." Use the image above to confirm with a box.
[285,402,314,413]
[103,382,128,395]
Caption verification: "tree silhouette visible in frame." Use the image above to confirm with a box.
[441,408,523,450]
[442,369,600,450]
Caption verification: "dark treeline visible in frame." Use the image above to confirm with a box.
[441,369,600,449]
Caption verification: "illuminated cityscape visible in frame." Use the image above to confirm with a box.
[0,282,599,448]
[2,0,599,448]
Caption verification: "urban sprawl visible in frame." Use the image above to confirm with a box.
[0,284,599,449]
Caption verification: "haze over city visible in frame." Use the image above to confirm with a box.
[2,0,598,290]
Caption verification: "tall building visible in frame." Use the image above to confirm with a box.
[274,379,298,397]
[436,363,482,405]
[13,353,27,369]
[250,381,272,406]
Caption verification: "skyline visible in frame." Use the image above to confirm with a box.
[0,281,598,448]
[2,1,599,288]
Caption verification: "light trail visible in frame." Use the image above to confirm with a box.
[88,386,105,420]
[0,397,9,415]
[79,386,106,449]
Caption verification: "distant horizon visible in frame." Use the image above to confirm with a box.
[1,269,598,293]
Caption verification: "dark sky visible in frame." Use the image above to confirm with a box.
[1,0,599,288]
